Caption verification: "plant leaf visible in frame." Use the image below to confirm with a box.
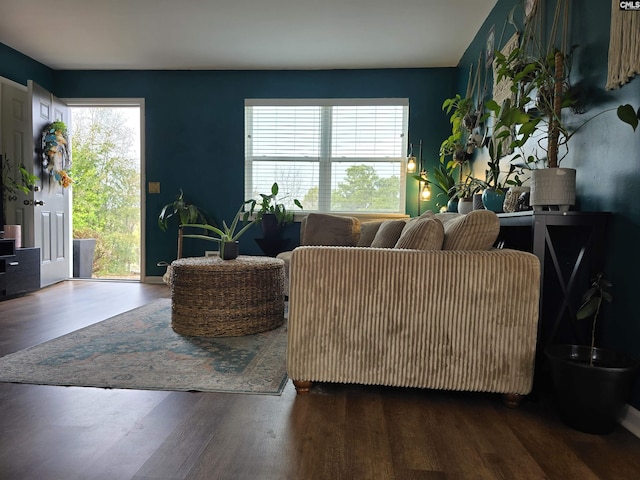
[617,104,639,131]
[577,297,600,320]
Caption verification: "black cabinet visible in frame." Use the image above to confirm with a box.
[0,239,40,300]
[496,211,610,348]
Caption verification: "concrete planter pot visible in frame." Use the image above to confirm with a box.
[73,238,96,278]
[530,168,576,212]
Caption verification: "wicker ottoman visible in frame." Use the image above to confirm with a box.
[170,255,285,337]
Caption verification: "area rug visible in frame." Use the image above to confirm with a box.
[0,299,288,395]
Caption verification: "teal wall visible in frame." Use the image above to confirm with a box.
[0,42,54,90]
[51,68,455,269]
[459,0,640,409]
[1,42,456,272]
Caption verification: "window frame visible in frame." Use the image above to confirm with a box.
[244,98,409,216]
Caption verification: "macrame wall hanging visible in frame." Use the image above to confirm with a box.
[606,5,640,90]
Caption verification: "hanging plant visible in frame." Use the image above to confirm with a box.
[41,121,72,188]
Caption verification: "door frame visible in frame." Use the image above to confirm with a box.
[63,98,146,281]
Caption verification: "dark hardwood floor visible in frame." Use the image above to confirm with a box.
[1,281,640,479]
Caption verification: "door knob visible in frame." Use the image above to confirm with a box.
[34,200,45,206]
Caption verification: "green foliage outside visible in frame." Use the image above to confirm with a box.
[71,108,140,278]
[332,165,400,212]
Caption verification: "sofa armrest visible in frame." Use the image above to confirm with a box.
[287,246,541,394]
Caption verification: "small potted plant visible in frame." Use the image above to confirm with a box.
[545,274,639,434]
[451,175,485,215]
[249,182,303,237]
[478,138,525,213]
[2,154,38,238]
[182,200,255,260]
[158,189,209,232]
[249,182,303,256]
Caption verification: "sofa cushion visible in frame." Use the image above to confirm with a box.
[302,213,360,246]
[370,220,407,248]
[394,217,444,250]
[358,221,384,247]
[400,210,435,237]
[437,210,500,250]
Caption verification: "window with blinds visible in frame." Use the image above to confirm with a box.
[244,99,408,214]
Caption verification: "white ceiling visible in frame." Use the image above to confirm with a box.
[0,0,497,71]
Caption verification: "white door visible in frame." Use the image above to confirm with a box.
[1,80,31,237]
[28,80,71,287]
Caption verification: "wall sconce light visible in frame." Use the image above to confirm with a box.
[407,156,417,173]
[406,143,417,173]
[420,170,432,202]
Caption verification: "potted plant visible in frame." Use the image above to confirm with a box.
[182,200,255,260]
[501,173,530,213]
[545,274,639,434]
[440,94,475,166]
[478,121,526,213]
[491,50,640,212]
[250,182,303,237]
[157,189,211,259]
[439,92,482,205]
[158,189,209,232]
[249,182,303,256]
[1,154,38,240]
[451,175,485,215]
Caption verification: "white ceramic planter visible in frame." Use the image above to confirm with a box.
[457,198,474,214]
[530,168,576,212]
[3,225,21,248]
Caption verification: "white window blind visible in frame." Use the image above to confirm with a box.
[245,99,408,214]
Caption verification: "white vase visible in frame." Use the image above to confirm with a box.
[457,198,474,215]
[3,225,21,249]
[530,168,576,212]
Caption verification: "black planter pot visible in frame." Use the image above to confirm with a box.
[545,344,639,434]
[220,241,239,260]
[261,213,282,239]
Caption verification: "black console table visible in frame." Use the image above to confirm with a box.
[496,211,610,348]
[0,239,41,300]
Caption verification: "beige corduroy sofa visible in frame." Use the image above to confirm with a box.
[286,210,541,405]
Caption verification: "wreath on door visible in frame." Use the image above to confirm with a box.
[42,121,72,188]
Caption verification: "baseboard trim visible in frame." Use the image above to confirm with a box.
[621,404,640,439]
[144,276,166,285]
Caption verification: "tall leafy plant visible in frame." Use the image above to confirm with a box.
[158,189,209,232]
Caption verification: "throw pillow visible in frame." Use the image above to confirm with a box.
[370,220,407,248]
[358,221,384,247]
[439,209,500,250]
[400,210,435,237]
[394,218,444,250]
[301,213,361,246]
